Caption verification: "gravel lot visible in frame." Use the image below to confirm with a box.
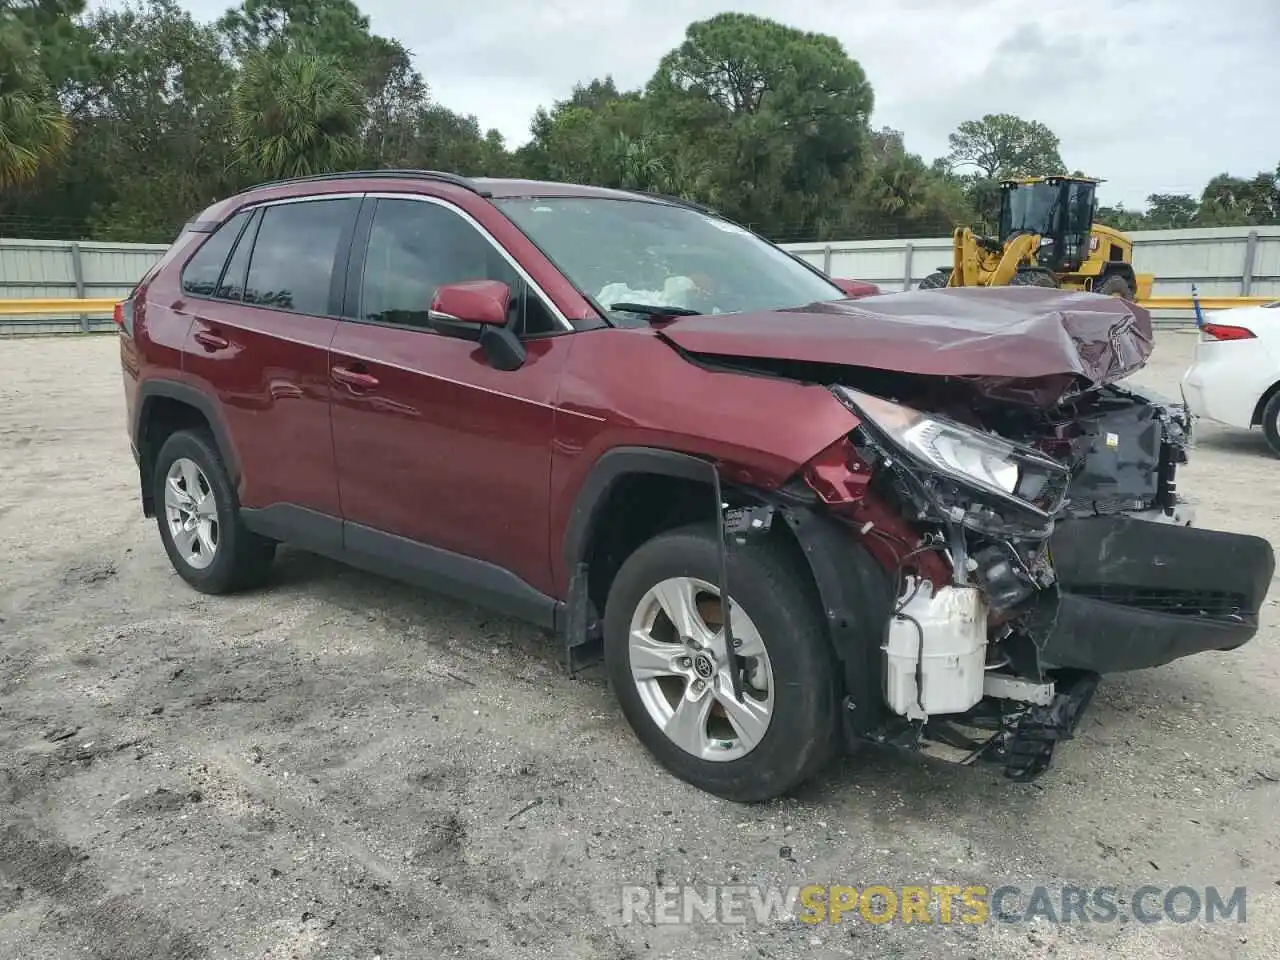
[1,331,1277,960]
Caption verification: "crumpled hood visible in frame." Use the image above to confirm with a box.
[659,286,1155,406]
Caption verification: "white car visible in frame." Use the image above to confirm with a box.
[1181,302,1280,456]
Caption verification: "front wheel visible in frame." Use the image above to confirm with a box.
[918,270,951,290]
[603,523,839,802]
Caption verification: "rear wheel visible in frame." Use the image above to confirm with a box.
[603,523,839,802]
[1262,391,1280,458]
[1094,273,1136,300]
[918,270,951,290]
[1010,268,1058,288]
[153,428,276,593]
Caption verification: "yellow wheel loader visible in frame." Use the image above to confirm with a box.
[918,175,1153,301]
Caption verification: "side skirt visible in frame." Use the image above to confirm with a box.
[241,504,562,631]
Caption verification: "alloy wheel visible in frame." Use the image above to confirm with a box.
[164,457,219,570]
[627,576,774,762]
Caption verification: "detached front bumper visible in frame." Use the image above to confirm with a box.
[1036,515,1275,673]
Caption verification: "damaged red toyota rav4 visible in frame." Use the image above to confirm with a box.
[119,171,1275,802]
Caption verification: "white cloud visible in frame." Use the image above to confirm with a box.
[165,0,1280,208]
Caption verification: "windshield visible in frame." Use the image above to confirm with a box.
[495,197,844,322]
[1000,183,1060,239]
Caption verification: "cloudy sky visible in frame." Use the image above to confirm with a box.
[171,0,1280,209]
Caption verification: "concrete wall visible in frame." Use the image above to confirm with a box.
[781,225,1280,327]
[2,226,1278,333]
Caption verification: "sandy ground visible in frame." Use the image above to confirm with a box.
[0,331,1277,960]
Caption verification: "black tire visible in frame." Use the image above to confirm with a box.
[602,523,839,802]
[1010,268,1059,288]
[918,270,951,290]
[152,428,276,594]
[1262,390,1280,459]
[1093,273,1136,300]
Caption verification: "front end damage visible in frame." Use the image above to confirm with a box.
[655,288,1274,779]
[787,379,1274,780]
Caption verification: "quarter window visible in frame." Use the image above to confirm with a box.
[180,210,251,297]
[243,198,359,316]
[359,198,558,335]
[216,209,261,301]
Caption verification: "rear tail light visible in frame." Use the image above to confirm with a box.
[114,298,135,336]
[1201,322,1256,341]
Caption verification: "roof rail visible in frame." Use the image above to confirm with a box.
[643,192,718,216]
[246,169,492,197]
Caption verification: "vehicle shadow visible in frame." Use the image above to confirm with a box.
[262,544,596,674]
[267,545,354,587]
[1191,426,1274,458]
[256,546,1262,823]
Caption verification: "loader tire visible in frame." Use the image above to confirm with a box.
[1094,273,1136,300]
[1010,269,1058,288]
[918,270,951,290]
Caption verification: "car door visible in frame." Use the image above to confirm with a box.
[180,195,361,549]
[329,194,574,601]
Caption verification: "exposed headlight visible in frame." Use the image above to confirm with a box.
[833,386,1070,533]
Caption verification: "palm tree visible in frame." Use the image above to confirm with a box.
[0,29,72,189]
[231,46,365,181]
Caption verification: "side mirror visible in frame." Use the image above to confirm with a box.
[831,278,880,299]
[427,279,526,372]
[428,280,511,337]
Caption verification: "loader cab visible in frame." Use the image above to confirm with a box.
[998,176,1099,273]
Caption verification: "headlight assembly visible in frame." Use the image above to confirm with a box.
[833,386,1071,536]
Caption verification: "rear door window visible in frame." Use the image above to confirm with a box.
[244,198,360,316]
[180,210,252,296]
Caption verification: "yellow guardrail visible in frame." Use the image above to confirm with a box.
[0,294,1275,318]
[0,297,119,316]
[1138,296,1275,311]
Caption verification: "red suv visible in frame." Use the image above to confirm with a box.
[119,171,1274,801]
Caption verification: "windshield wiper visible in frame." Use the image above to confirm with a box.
[610,302,702,318]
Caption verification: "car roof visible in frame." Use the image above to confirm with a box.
[471,178,662,202]
[190,171,709,232]
[240,171,671,204]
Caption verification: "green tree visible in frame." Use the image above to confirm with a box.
[645,13,874,235]
[219,0,370,62]
[358,40,429,167]
[1197,168,1279,226]
[219,0,503,178]
[846,128,973,239]
[517,76,641,181]
[0,25,71,188]
[72,0,237,240]
[1094,203,1148,231]
[1,0,94,91]
[944,113,1065,179]
[410,104,507,174]
[1143,193,1199,229]
[230,45,365,180]
[220,0,410,111]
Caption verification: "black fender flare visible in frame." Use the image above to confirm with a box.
[562,445,718,574]
[774,502,894,738]
[135,379,241,485]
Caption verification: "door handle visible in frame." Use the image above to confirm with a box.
[193,329,229,351]
[332,365,379,390]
